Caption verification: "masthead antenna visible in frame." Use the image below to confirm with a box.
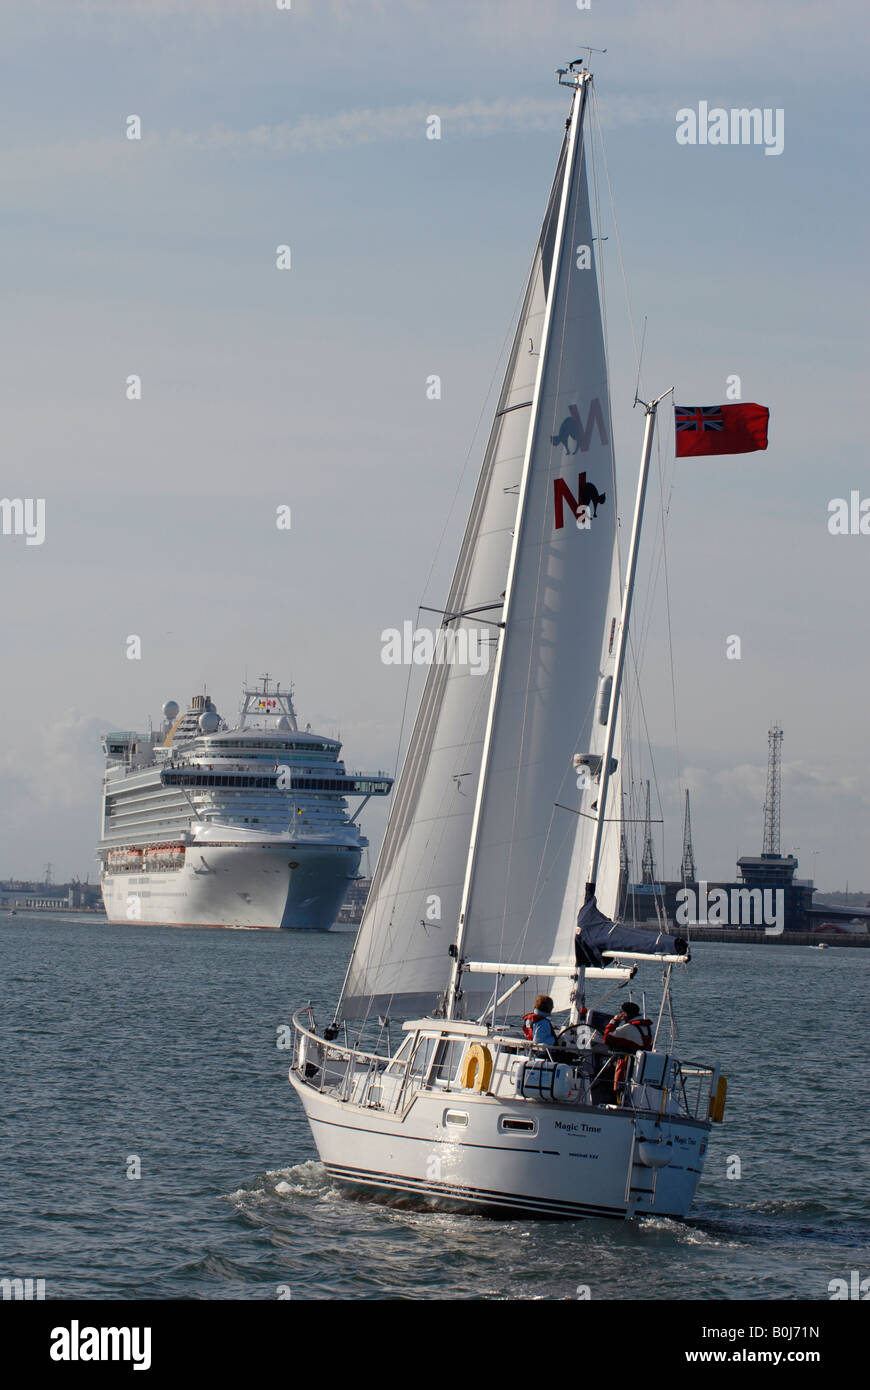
[557,49,607,87]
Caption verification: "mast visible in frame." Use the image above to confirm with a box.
[585,388,672,897]
[444,69,592,1019]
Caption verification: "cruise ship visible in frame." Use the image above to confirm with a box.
[97,678,393,929]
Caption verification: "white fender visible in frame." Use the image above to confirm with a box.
[635,1126,673,1168]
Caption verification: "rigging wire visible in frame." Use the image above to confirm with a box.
[590,85,667,900]
[653,410,685,858]
[589,87,622,537]
[590,87,642,388]
[591,84,687,892]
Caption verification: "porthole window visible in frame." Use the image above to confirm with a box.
[499,1116,537,1135]
[444,1109,469,1128]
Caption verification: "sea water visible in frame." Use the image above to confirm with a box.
[1,915,867,1300]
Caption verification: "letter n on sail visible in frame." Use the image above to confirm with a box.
[554,473,588,529]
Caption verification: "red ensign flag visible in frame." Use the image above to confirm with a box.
[674,403,769,457]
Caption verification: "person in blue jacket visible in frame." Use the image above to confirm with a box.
[522,995,558,1046]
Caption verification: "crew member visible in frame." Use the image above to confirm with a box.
[522,994,558,1046]
[603,1001,653,1094]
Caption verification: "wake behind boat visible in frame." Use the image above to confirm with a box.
[288,62,726,1218]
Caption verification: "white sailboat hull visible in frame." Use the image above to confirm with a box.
[289,1069,710,1220]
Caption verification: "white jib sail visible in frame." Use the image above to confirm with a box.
[342,77,623,1020]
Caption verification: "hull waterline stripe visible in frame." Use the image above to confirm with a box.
[324,1162,629,1219]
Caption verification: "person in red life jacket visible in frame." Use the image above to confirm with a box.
[522,995,558,1046]
[602,1001,653,1094]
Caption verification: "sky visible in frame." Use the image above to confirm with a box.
[1,0,868,891]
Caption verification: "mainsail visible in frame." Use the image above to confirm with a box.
[342,76,623,1020]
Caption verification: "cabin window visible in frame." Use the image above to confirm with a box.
[384,1036,413,1075]
[430,1038,463,1083]
[408,1036,438,1080]
[444,1110,468,1128]
[499,1116,537,1135]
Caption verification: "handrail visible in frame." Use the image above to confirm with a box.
[292,1010,716,1115]
[292,1009,546,1065]
[291,1008,390,1066]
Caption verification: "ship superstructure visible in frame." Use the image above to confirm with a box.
[98,677,392,929]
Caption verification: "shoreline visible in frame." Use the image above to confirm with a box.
[687,926,870,947]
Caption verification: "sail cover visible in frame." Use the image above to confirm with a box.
[575,896,688,966]
[342,77,624,1020]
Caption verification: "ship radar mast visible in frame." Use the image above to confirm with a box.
[239,673,298,731]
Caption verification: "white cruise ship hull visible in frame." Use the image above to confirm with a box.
[101,840,360,930]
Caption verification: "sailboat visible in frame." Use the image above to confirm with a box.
[288,61,726,1220]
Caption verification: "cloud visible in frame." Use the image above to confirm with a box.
[164,98,569,154]
[0,708,107,879]
[0,92,679,198]
[0,709,105,813]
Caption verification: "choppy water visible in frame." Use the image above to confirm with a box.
[1,915,868,1299]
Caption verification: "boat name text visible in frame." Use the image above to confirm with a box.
[554,1120,601,1135]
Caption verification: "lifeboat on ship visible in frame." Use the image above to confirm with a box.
[142,843,186,870]
[106,847,143,872]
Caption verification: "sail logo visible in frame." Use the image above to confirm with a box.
[553,472,606,530]
[675,103,784,156]
[551,399,609,455]
[381,622,490,675]
[0,497,45,545]
[676,883,783,934]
